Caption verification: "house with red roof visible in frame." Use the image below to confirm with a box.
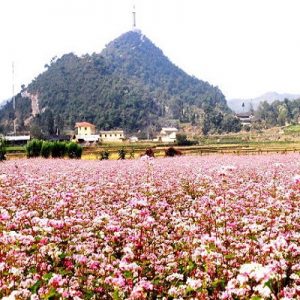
[75,122,99,143]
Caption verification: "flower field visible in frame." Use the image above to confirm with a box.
[0,154,300,300]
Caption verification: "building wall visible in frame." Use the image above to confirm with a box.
[161,135,176,143]
[100,131,124,142]
[77,126,95,135]
[160,129,178,143]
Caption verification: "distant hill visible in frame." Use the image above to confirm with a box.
[228,92,300,112]
[0,99,9,109]
[0,30,236,136]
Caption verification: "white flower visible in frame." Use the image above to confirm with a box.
[186,277,202,290]
[166,273,184,281]
[254,284,272,298]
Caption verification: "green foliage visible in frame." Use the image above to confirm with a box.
[0,138,6,161]
[30,124,44,140]
[118,148,127,160]
[40,141,52,158]
[26,139,43,158]
[66,142,82,159]
[284,124,300,133]
[99,150,110,160]
[165,147,182,157]
[51,142,67,158]
[221,115,242,133]
[0,95,31,134]
[255,98,300,128]
[129,147,135,159]
[202,112,242,134]
[176,133,198,146]
[26,140,82,159]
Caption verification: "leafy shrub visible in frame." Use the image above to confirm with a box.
[0,138,6,161]
[99,150,110,160]
[118,148,127,160]
[51,142,67,158]
[67,142,82,159]
[165,147,182,157]
[26,139,43,158]
[129,147,135,159]
[176,133,198,146]
[144,148,155,157]
[40,141,52,158]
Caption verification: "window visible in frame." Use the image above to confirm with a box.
[85,127,87,130]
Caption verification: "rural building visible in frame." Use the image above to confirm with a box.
[129,136,139,143]
[75,122,99,143]
[100,130,125,143]
[156,127,178,143]
[4,135,30,145]
[75,122,96,135]
[236,113,255,126]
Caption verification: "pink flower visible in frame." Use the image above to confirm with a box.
[292,174,300,184]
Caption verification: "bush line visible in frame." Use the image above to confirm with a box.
[26,140,82,159]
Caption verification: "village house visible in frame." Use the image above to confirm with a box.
[100,130,125,143]
[236,113,255,126]
[155,127,178,143]
[4,135,30,145]
[129,136,139,143]
[75,122,100,143]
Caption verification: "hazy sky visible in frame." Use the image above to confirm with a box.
[1,0,300,102]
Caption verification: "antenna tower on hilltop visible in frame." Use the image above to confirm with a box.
[132,5,136,29]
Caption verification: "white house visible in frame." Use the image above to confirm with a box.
[75,122,100,142]
[4,135,30,143]
[129,136,139,143]
[156,127,178,143]
[100,130,125,143]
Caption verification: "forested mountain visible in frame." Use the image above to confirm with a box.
[0,30,238,136]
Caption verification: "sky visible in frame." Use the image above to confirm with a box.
[1,0,300,103]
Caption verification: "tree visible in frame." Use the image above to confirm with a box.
[30,124,44,139]
[55,114,64,135]
[277,105,288,126]
[221,115,242,132]
[202,115,211,135]
[44,110,55,135]
[0,138,6,161]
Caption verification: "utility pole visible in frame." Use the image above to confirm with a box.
[12,62,16,135]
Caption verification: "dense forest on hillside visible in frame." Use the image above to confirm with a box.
[0,31,240,136]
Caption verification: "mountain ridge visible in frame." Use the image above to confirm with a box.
[228,91,300,112]
[0,30,238,136]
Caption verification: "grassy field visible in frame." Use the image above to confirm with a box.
[6,126,300,160]
[283,124,300,133]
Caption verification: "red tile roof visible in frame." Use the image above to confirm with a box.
[75,122,96,128]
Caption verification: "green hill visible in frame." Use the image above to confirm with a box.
[0,30,240,136]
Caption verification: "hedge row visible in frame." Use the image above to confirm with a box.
[26,140,82,159]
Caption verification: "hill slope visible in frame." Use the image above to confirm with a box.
[0,30,234,136]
